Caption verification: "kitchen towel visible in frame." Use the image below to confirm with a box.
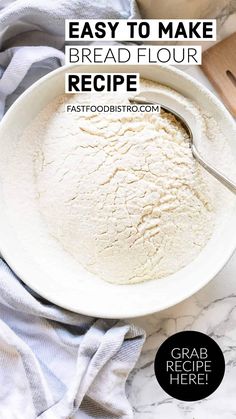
[0,1,145,419]
[0,0,140,117]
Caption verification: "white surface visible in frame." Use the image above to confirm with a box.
[0,65,236,319]
[128,251,236,419]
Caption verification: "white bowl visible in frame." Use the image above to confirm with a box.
[0,65,236,319]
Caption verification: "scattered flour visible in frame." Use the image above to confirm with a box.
[19,79,232,284]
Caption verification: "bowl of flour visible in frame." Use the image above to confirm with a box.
[0,65,235,318]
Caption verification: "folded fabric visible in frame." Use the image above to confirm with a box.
[0,259,145,419]
[0,0,140,116]
[0,1,145,418]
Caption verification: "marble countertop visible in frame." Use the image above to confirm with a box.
[127,14,236,419]
[128,252,236,419]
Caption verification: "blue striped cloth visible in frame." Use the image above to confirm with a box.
[0,1,145,418]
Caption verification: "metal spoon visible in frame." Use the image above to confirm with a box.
[129,91,236,195]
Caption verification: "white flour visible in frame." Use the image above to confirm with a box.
[19,78,231,285]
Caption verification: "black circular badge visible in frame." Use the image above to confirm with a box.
[154,331,225,402]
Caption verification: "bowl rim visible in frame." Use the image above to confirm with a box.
[0,64,236,319]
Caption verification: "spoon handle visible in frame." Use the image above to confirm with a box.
[192,143,236,195]
[129,95,236,195]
